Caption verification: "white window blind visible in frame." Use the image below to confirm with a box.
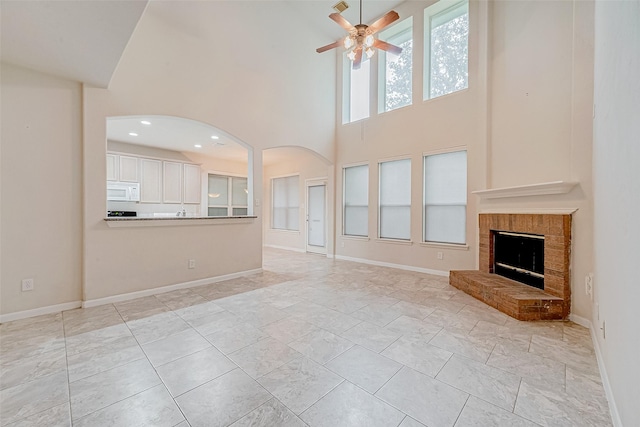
[272,176,299,231]
[423,150,467,244]
[343,165,369,236]
[379,159,411,240]
[348,58,370,123]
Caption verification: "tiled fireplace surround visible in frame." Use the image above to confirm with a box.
[450,213,572,320]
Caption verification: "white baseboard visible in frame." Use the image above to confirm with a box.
[263,244,306,253]
[334,255,449,277]
[0,301,82,323]
[569,314,623,427]
[82,268,262,308]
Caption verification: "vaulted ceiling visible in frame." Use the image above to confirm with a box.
[1,0,405,88]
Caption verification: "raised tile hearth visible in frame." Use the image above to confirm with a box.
[450,213,572,320]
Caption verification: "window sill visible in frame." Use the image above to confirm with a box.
[104,216,257,228]
[419,241,469,251]
[341,235,370,241]
[375,238,413,246]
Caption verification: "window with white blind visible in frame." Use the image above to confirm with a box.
[423,150,467,244]
[343,54,371,123]
[208,174,248,217]
[424,0,469,100]
[272,175,299,231]
[379,159,411,240]
[343,165,369,236]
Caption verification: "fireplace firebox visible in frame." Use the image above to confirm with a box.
[493,231,544,290]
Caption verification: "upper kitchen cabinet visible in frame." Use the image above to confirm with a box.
[106,153,118,181]
[183,163,201,204]
[118,155,139,182]
[140,158,162,203]
[163,161,183,203]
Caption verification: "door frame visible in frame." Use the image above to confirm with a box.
[305,178,328,254]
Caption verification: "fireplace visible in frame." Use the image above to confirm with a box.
[450,213,572,320]
[493,231,544,290]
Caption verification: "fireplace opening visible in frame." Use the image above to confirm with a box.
[493,231,544,290]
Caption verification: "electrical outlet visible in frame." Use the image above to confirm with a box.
[21,278,34,292]
[437,251,444,260]
[585,273,594,300]
[188,259,196,269]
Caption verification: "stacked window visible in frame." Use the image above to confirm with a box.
[379,17,413,113]
[343,165,369,236]
[379,159,411,240]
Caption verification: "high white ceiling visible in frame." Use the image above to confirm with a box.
[0,0,148,88]
[1,0,405,88]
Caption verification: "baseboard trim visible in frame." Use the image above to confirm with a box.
[0,301,82,323]
[334,255,449,277]
[569,314,623,427]
[82,268,263,308]
[263,244,306,253]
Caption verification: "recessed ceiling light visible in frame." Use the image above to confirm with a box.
[211,135,219,140]
[194,144,202,148]
[129,132,138,136]
[140,120,151,125]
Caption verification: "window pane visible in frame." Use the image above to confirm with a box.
[208,207,228,217]
[380,18,413,113]
[231,177,248,206]
[272,176,299,231]
[232,207,248,216]
[344,165,369,236]
[379,159,411,240]
[423,150,467,244]
[430,2,469,99]
[208,175,228,206]
[350,59,370,122]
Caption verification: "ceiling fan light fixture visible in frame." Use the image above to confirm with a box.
[364,35,374,48]
[365,47,375,58]
[347,50,357,61]
[344,36,354,49]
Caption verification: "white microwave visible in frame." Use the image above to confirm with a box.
[107,182,140,202]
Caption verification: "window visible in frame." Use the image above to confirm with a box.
[379,159,411,240]
[272,175,299,231]
[379,17,413,113]
[208,174,248,217]
[424,0,469,100]
[343,54,370,123]
[343,165,369,236]
[423,150,467,244]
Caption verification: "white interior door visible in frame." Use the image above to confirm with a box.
[306,183,326,254]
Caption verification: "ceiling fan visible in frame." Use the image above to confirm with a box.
[316,0,402,69]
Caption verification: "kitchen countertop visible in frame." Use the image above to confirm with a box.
[104,216,257,228]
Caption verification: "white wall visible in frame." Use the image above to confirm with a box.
[1,64,83,315]
[593,1,640,425]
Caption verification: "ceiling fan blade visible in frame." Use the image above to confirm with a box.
[329,12,354,32]
[367,11,400,35]
[352,48,363,69]
[316,40,342,53]
[373,39,403,55]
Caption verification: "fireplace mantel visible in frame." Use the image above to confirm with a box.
[472,181,578,199]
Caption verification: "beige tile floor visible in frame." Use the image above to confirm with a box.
[0,248,612,426]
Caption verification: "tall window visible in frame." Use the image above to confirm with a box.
[208,174,248,217]
[379,159,411,240]
[424,0,469,100]
[272,175,299,231]
[343,165,369,236]
[379,17,413,113]
[344,54,370,123]
[423,150,467,244]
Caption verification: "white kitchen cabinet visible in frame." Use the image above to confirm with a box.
[119,155,139,182]
[106,154,118,181]
[163,161,183,203]
[140,158,162,203]
[183,163,201,204]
